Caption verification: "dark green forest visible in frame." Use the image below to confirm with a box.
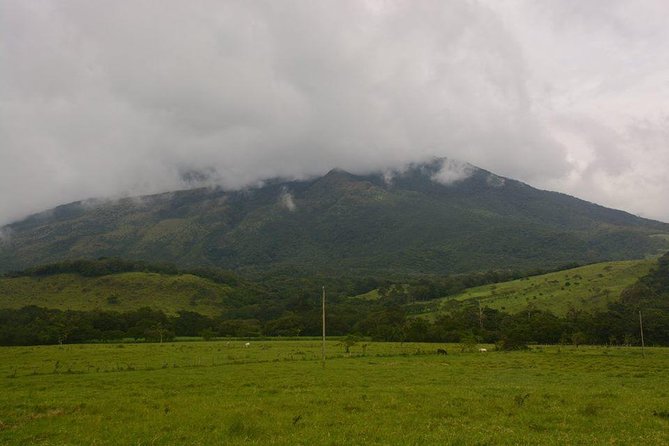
[2,254,667,347]
[2,161,667,276]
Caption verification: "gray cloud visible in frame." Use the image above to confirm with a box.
[488,0,669,220]
[1,0,668,225]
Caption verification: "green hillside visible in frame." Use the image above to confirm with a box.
[416,259,655,317]
[0,272,244,316]
[2,255,668,347]
[1,159,668,276]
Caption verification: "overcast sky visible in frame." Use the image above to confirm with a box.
[1,0,669,226]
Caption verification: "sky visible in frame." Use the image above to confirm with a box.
[1,0,669,226]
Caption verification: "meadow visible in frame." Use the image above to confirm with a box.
[0,272,233,316]
[423,259,654,317]
[1,340,668,445]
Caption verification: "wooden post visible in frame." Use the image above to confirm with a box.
[322,286,326,368]
[639,310,645,358]
[478,300,483,330]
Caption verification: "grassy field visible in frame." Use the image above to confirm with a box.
[420,259,655,317]
[0,272,234,316]
[1,340,668,445]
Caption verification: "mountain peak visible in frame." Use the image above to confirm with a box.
[323,167,354,178]
[314,168,358,187]
[1,161,667,275]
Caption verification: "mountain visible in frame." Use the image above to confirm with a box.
[1,159,668,275]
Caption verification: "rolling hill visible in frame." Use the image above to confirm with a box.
[0,258,655,318]
[406,259,656,317]
[0,258,268,316]
[1,159,668,275]
[0,272,233,316]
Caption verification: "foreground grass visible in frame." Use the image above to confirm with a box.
[1,341,668,445]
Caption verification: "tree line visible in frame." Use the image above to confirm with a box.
[6,257,241,286]
[1,255,666,348]
[1,294,666,348]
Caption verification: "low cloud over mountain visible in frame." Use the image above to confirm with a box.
[2,1,669,225]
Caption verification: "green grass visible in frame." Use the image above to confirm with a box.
[350,288,380,301]
[0,259,655,321]
[1,340,668,445]
[0,272,234,316]
[423,259,655,316]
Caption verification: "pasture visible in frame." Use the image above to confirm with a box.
[0,272,233,316]
[426,259,654,316]
[1,340,668,445]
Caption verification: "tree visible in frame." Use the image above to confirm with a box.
[571,331,588,348]
[341,334,361,354]
[200,328,216,341]
[144,323,173,343]
[405,318,430,342]
[263,313,302,337]
[459,333,478,353]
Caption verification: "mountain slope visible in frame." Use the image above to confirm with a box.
[0,259,267,316]
[0,272,231,316]
[1,159,667,275]
[408,259,656,317]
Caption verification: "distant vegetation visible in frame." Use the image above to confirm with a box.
[7,257,241,286]
[412,259,655,316]
[1,254,668,348]
[1,258,267,316]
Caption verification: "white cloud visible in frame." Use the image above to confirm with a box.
[484,0,669,220]
[431,159,474,186]
[279,188,296,212]
[0,1,668,225]
[0,227,12,245]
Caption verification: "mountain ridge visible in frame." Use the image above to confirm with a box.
[1,159,667,275]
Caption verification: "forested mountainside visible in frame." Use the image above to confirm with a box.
[1,159,667,275]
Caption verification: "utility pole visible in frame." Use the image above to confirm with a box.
[639,310,645,358]
[322,286,326,368]
[478,300,484,330]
